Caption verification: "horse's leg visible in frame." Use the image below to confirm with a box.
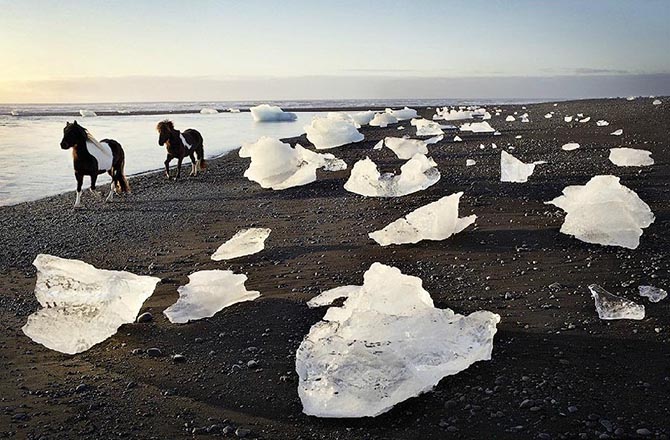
[89,173,101,198]
[189,152,197,176]
[175,155,183,180]
[164,155,172,179]
[74,173,84,208]
[105,169,114,202]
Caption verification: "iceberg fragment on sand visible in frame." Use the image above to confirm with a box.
[466,159,476,166]
[369,192,476,246]
[610,129,623,136]
[386,107,418,121]
[608,148,654,167]
[562,143,580,151]
[638,285,667,303]
[200,108,219,114]
[596,120,609,126]
[369,112,398,128]
[383,137,429,160]
[22,254,160,355]
[505,115,516,122]
[305,115,364,150]
[250,104,297,122]
[652,99,662,106]
[163,270,260,324]
[460,121,496,133]
[546,175,654,249]
[500,150,546,183]
[211,228,271,261]
[307,285,361,308]
[79,110,97,117]
[564,116,573,122]
[579,117,591,123]
[296,262,500,418]
[589,284,645,320]
[350,110,375,126]
[410,118,445,136]
[239,137,346,190]
[344,154,440,197]
[434,108,473,121]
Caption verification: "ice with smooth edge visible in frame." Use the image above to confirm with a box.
[305,115,364,150]
[460,121,495,133]
[369,192,476,246]
[608,148,654,167]
[200,108,219,114]
[596,120,609,126]
[307,285,361,308]
[505,115,515,122]
[163,270,260,324]
[589,284,645,320]
[500,151,546,183]
[610,129,623,136]
[383,137,429,160]
[351,110,375,126]
[250,104,297,122]
[369,112,398,127]
[239,137,346,190]
[638,285,667,303]
[466,159,476,166]
[579,117,591,123]
[434,108,473,121]
[546,175,654,249]
[344,154,440,197]
[411,118,444,136]
[564,116,573,122]
[373,140,384,150]
[453,135,463,142]
[386,107,418,121]
[296,262,500,418]
[211,228,272,260]
[652,99,662,105]
[22,254,160,355]
[562,143,580,151]
[79,110,97,117]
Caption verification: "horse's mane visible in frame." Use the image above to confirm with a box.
[156,119,174,132]
[85,129,105,151]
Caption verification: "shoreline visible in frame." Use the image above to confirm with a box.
[1,97,669,439]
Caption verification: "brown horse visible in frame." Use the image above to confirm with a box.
[156,120,206,179]
[60,121,130,208]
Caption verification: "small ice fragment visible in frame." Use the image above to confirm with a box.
[505,115,515,122]
[425,134,443,144]
[608,148,654,167]
[610,129,623,136]
[596,120,609,126]
[652,99,662,105]
[163,270,260,323]
[79,110,97,117]
[369,112,398,127]
[638,285,667,303]
[307,285,360,308]
[589,284,645,320]
[579,117,591,123]
[351,110,375,126]
[434,108,474,121]
[200,108,219,114]
[500,151,546,183]
[410,118,444,136]
[515,135,522,139]
[453,136,463,142]
[466,159,476,166]
[386,107,418,121]
[305,115,364,150]
[344,154,440,197]
[460,121,496,133]
[22,255,160,354]
[562,143,580,151]
[544,113,552,119]
[369,192,476,246]
[546,175,654,249]
[626,96,636,101]
[227,108,241,113]
[373,139,384,150]
[397,126,404,130]
[250,104,297,122]
[383,137,429,160]
[564,116,573,122]
[211,228,271,260]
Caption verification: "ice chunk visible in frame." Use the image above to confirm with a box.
[434,108,474,121]
[351,110,376,126]
[425,134,443,144]
[79,110,97,117]
[579,117,591,123]
[589,284,645,320]
[305,115,364,150]
[544,113,553,119]
[383,137,429,160]
[608,148,654,167]
[373,140,384,150]
[386,107,418,121]
[652,99,662,105]
[239,137,346,189]
[211,228,271,260]
[466,159,476,166]
[163,270,260,324]
[610,129,623,136]
[296,262,500,418]
[460,121,495,133]
[596,120,609,126]
[250,104,297,122]
[410,118,444,136]
[500,151,546,183]
[626,96,636,101]
[200,108,219,114]
[369,112,398,127]
[453,135,463,142]
[344,154,440,197]
[307,285,360,308]
[546,175,654,249]
[564,116,573,122]
[22,254,160,355]
[369,193,476,246]
[638,285,667,303]
[505,115,515,122]
[562,143,580,151]
[227,108,241,113]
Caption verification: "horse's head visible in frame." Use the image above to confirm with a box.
[156,119,174,146]
[60,121,87,150]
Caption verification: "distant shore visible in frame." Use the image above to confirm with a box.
[1,97,669,439]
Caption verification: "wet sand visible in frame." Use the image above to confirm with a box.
[1,97,669,439]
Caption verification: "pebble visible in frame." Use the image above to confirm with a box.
[636,428,652,436]
[136,312,153,323]
[172,354,186,363]
[235,427,251,438]
[147,347,162,357]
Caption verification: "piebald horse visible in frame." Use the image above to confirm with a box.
[156,120,206,179]
[60,121,130,208]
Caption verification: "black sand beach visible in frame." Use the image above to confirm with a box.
[1,98,669,439]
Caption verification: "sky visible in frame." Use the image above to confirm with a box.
[0,0,669,103]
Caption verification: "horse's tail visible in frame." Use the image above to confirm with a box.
[195,131,207,170]
[115,157,131,193]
